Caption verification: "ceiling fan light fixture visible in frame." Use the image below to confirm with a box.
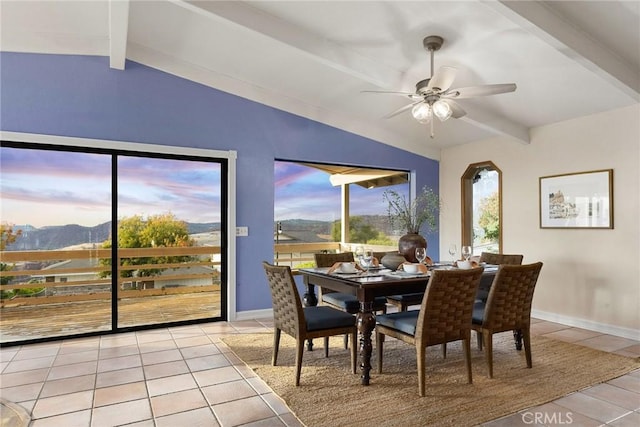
[433,100,452,121]
[411,103,432,123]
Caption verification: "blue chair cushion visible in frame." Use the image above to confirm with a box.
[475,289,489,303]
[472,300,486,325]
[376,311,419,336]
[322,292,387,312]
[303,306,356,331]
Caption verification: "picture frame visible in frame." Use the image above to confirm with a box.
[539,169,613,229]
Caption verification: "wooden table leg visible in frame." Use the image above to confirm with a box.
[302,278,318,351]
[513,329,523,351]
[356,301,376,385]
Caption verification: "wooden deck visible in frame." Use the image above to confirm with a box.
[0,291,221,344]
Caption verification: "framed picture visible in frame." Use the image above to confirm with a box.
[539,169,613,229]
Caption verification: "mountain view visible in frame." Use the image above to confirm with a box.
[6,216,393,251]
[6,221,220,251]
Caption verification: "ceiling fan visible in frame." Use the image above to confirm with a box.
[364,35,517,138]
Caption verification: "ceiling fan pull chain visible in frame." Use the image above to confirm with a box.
[430,119,435,139]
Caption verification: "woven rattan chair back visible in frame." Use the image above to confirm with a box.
[314,252,354,267]
[416,268,485,346]
[481,262,543,333]
[314,251,354,302]
[262,262,304,338]
[479,252,524,266]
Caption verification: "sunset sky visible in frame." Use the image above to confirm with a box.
[274,161,403,222]
[0,146,222,228]
[1,147,406,229]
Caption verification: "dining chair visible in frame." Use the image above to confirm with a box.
[314,252,387,348]
[471,262,543,378]
[385,292,424,312]
[262,261,357,386]
[479,252,524,265]
[375,268,484,397]
[476,252,524,303]
[385,254,434,312]
[314,252,388,315]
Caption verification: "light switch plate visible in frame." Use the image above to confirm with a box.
[236,226,249,236]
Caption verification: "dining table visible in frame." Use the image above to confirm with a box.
[298,264,499,386]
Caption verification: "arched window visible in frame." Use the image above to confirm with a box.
[461,161,502,255]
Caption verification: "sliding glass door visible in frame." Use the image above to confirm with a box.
[115,154,224,328]
[0,146,114,341]
[0,141,227,344]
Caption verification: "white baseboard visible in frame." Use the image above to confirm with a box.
[532,309,640,341]
[234,308,273,321]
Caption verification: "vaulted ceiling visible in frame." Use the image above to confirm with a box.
[2,1,638,159]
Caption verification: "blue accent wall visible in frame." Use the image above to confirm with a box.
[1,52,440,312]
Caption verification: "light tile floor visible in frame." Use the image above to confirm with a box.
[0,318,638,427]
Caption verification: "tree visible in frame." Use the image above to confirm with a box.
[478,192,500,242]
[1,223,22,284]
[1,223,22,251]
[365,232,394,246]
[1,223,23,298]
[99,213,195,279]
[331,216,380,243]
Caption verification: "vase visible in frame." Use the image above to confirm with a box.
[380,252,406,270]
[398,233,427,263]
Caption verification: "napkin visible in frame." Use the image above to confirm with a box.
[399,262,429,273]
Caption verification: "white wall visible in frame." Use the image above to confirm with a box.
[439,104,640,339]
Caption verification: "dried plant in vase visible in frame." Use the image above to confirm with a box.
[383,186,440,262]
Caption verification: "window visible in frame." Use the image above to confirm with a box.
[273,160,409,266]
[461,161,502,255]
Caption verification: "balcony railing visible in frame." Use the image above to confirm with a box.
[273,242,397,269]
[0,246,221,307]
[1,242,397,306]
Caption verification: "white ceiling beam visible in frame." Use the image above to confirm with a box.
[178,0,404,89]
[109,0,130,70]
[484,0,639,101]
[460,108,530,144]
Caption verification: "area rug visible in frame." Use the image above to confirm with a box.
[222,333,640,427]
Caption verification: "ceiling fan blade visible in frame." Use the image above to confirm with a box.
[426,66,457,92]
[444,99,466,119]
[384,100,423,119]
[445,83,516,99]
[361,90,422,100]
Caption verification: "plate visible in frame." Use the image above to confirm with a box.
[430,263,452,267]
[384,271,429,279]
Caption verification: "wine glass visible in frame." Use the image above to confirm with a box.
[448,244,457,264]
[354,246,364,264]
[461,245,472,261]
[415,247,427,265]
[362,249,374,273]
